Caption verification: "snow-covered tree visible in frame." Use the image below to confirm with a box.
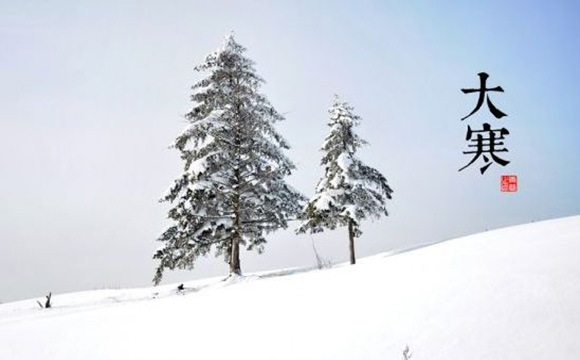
[297,95,393,264]
[153,34,304,284]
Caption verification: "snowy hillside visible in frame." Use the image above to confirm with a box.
[1,216,579,360]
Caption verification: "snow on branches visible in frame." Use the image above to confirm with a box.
[154,34,304,284]
[297,95,393,264]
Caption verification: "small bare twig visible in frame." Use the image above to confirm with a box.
[310,237,332,269]
[37,292,52,309]
[402,345,412,360]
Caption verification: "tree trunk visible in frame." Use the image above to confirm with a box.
[348,220,356,265]
[230,230,241,275]
[230,172,242,275]
[230,79,243,276]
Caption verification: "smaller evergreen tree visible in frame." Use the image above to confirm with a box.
[297,95,393,264]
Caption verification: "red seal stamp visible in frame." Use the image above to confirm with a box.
[501,175,517,192]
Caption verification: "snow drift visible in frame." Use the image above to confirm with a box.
[1,216,579,360]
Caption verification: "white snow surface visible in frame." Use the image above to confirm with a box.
[1,216,579,360]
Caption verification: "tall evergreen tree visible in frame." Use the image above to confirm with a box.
[153,34,304,284]
[297,95,393,264]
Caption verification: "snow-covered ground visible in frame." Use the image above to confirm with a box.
[1,216,579,360]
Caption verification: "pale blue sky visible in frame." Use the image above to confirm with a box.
[1,0,578,302]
